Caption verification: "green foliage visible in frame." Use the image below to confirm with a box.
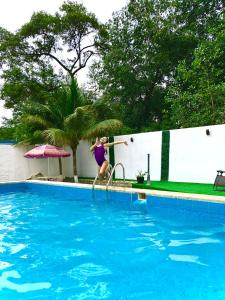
[165,21,225,128]
[171,0,224,38]
[0,1,107,79]
[16,79,123,176]
[1,0,224,143]
[90,0,198,130]
[0,126,15,140]
[0,1,124,180]
[1,63,63,111]
[91,0,225,130]
[136,170,147,177]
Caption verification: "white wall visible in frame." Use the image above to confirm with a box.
[0,144,73,182]
[114,132,162,180]
[76,132,162,180]
[77,125,225,183]
[76,141,105,177]
[1,123,225,183]
[169,124,225,183]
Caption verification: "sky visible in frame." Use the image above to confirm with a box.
[0,0,127,124]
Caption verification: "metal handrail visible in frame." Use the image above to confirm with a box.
[92,173,99,188]
[92,164,112,189]
[106,162,125,189]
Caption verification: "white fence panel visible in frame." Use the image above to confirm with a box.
[76,141,109,178]
[169,124,225,183]
[114,132,162,180]
[1,123,225,183]
[0,144,73,182]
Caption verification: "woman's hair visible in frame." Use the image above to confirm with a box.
[100,137,108,143]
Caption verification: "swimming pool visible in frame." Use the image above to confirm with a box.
[1,182,225,299]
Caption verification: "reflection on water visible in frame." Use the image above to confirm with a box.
[169,237,221,247]
[68,264,112,299]
[0,261,13,270]
[168,254,207,266]
[0,270,51,293]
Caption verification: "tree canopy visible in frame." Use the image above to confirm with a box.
[1,0,225,144]
[0,1,107,80]
[165,20,225,127]
[90,0,225,130]
[1,62,63,111]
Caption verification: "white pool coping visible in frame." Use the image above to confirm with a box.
[19,180,224,204]
[1,180,225,204]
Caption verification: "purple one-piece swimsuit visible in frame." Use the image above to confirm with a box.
[94,144,106,166]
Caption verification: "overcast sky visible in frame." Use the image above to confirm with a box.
[0,0,127,124]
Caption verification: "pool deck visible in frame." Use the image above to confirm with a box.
[23,180,225,204]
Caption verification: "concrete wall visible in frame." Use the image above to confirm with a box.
[114,132,162,180]
[0,144,73,182]
[77,124,225,183]
[76,141,108,178]
[76,131,162,180]
[169,124,225,183]
[0,123,225,184]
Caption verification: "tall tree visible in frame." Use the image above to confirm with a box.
[90,0,225,130]
[90,0,196,130]
[0,1,106,79]
[0,1,107,119]
[165,21,225,128]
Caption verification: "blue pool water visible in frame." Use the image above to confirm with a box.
[1,183,225,299]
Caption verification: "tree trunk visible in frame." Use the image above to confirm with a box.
[58,157,62,175]
[71,144,78,182]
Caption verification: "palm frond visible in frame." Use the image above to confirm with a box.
[22,115,52,128]
[83,119,123,139]
[16,130,45,145]
[25,102,53,116]
[43,128,69,146]
[65,105,96,131]
[16,139,34,146]
[25,101,64,128]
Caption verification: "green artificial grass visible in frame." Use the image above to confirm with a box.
[69,177,225,197]
[132,181,225,197]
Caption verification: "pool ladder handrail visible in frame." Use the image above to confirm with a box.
[106,162,125,190]
[92,164,113,189]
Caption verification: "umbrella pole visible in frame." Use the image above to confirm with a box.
[48,158,49,176]
[58,157,62,175]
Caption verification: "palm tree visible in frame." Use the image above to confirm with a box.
[17,79,122,181]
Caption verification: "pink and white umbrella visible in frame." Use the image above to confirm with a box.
[24,144,71,176]
[24,144,71,159]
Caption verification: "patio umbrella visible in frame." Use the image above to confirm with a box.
[24,144,71,176]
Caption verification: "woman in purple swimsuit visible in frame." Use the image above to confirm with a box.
[90,137,128,178]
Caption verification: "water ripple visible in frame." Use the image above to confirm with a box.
[69,263,112,279]
[169,254,207,266]
[169,237,221,247]
[0,270,51,292]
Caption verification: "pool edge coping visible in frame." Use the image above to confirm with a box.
[28,180,225,204]
[1,180,225,204]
